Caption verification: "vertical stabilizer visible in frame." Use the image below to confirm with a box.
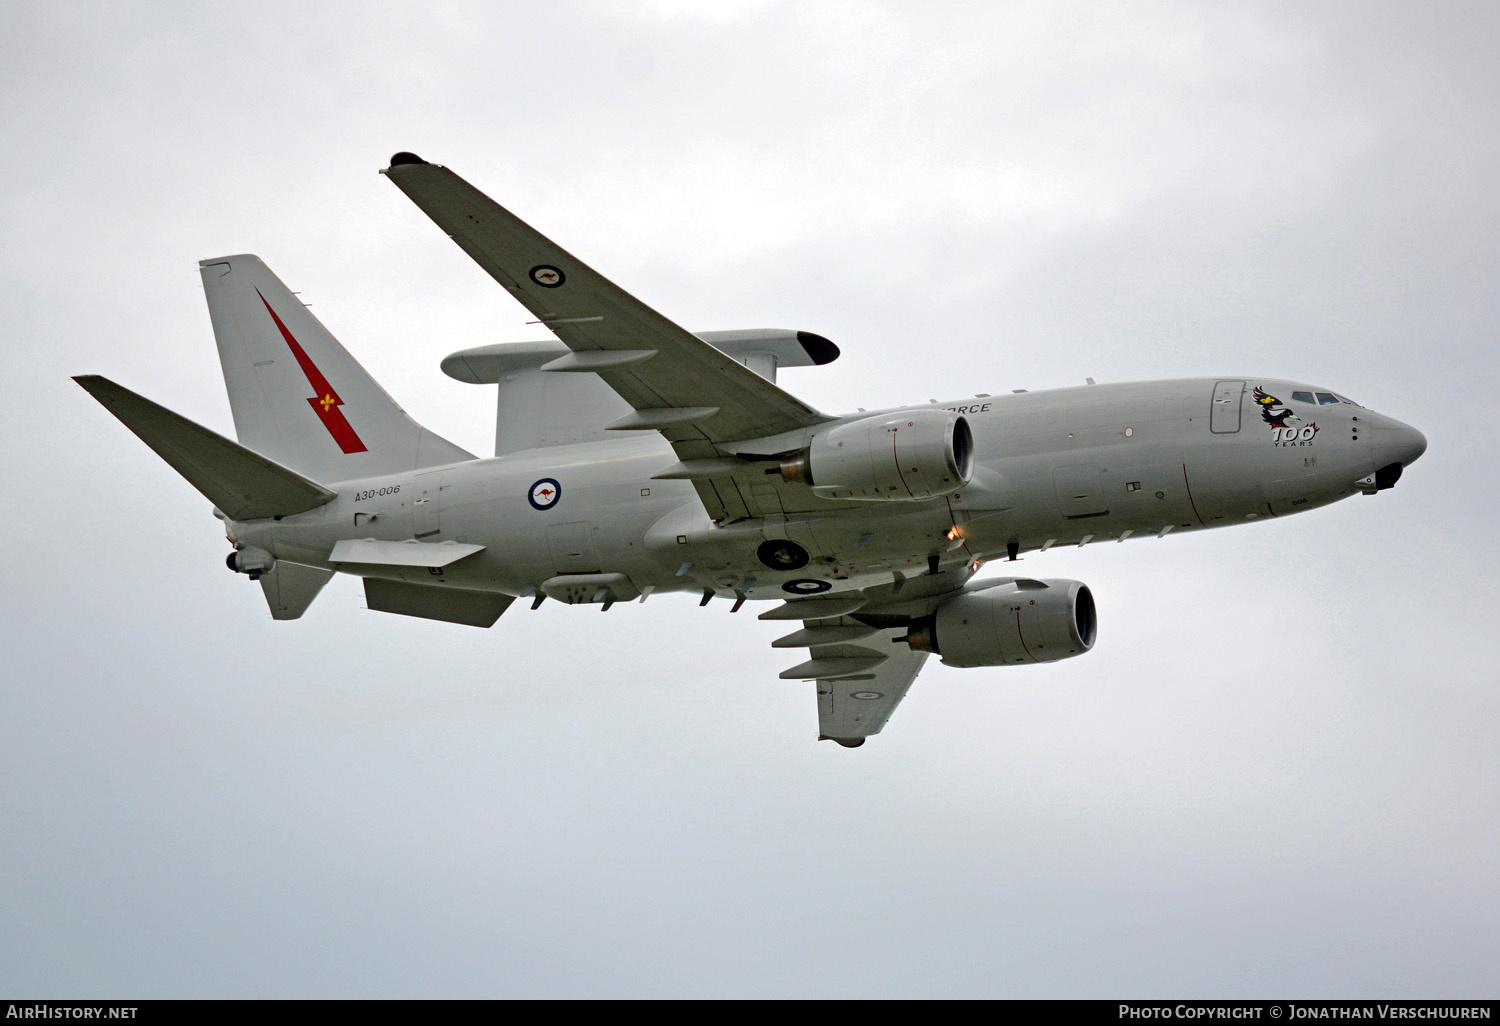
[200,255,474,482]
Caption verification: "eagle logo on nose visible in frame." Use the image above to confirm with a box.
[1255,386,1321,445]
[1253,387,1298,429]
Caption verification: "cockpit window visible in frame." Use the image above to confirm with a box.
[1296,388,1363,407]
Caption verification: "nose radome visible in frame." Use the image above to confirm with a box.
[1370,413,1427,469]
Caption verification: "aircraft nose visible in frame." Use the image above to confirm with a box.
[1369,413,1427,469]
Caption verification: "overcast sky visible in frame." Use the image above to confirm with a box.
[2,0,1496,998]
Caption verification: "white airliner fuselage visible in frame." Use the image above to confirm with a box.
[227,377,1423,606]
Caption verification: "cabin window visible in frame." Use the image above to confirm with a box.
[1315,392,1340,405]
[1291,391,1314,403]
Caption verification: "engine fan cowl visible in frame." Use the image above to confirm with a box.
[907,579,1096,667]
[781,409,973,501]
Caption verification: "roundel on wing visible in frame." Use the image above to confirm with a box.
[529,264,565,288]
[528,477,562,510]
[781,579,832,595]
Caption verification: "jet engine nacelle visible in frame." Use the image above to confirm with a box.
[780,409,973,501]
[906,578,1096,667]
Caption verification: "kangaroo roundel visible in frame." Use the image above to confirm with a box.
[529,265,565,288]
[529,477,562,510]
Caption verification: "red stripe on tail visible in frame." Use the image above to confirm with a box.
[257,291,367,454]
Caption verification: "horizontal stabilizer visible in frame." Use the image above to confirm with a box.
[74,375,336,521]
[260,561,334,620]
[364,579,512,627]
[329,538,484,568]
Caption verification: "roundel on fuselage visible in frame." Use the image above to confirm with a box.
[528,477,562,510]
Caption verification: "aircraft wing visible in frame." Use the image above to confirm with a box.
[382,154,836,520]
[810,625,927,746]
[764,566,977,744]
[769,612,928,745]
